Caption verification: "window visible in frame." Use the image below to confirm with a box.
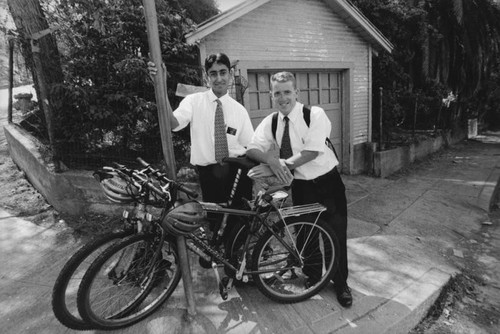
[248,72,272,111]
[248,70,340,111]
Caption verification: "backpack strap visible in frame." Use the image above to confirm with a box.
[271,112,278,140]
[326,137,339,161]
[305,106,340,160]
[302,106,311,127]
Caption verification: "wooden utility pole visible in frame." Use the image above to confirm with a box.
[142,0,198,321]
[142,0,177,180]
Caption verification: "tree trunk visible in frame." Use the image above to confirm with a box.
[8,0,63,171]
[7,0,63,115]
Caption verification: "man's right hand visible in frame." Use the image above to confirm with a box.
[147,61,157,84]
[267,157,293,184]
[147,61,158,76]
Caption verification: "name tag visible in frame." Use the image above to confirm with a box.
[227,127,237,136]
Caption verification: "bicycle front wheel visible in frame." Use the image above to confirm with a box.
[251,217,339,303]
[51,228,132,330]
[77,233,181,330]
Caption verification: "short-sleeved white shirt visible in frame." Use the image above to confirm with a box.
[173,89,254,166]
[247,102,338,180]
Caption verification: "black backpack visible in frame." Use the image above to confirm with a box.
[271,106,339,160]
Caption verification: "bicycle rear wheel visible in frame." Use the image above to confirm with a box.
[77,233,181,330]
[51,227,131,330]
[251,217,339,303]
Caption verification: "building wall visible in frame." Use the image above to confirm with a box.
[198,0,373,172]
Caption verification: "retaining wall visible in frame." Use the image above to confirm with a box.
[373,129,467,178]
[4,123,124,215]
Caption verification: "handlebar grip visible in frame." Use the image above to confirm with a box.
[178,183,198,198]
[112,162,126,169]
[136,156,197,198]
[145,182,167,198]
[136,157,149,167]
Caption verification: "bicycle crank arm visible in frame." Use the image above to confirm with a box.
[235,252,247,280]
[212,262,230,300]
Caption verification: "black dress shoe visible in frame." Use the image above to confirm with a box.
[335,284,353,307]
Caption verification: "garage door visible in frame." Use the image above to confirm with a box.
[247,70,343,167]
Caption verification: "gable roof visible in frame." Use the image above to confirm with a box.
[185,0,393,54]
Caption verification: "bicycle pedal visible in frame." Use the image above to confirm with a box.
[219,277,231,300]
[223,276,233,290]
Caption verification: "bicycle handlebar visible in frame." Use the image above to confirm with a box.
[110,162,168,199]
[136,157,198,199]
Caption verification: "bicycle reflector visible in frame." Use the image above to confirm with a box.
[161,201,206,236]
[100,176,140,203]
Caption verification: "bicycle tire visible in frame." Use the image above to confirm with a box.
[251,217,339,303]
[77,233,181,330]
[51,228,132,330]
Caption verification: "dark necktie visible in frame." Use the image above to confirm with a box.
[214,99,229,163]
[280,116,293,159]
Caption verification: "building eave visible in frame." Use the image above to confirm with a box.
[185,0,393,54]
[185,0,271,45]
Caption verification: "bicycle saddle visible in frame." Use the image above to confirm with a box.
[222,156,259,170]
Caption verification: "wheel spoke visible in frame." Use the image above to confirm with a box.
[77,234,182,330]
[252,219,338,303]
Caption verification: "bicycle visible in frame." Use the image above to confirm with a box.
[51,159,197,330]
[76,157,340,330]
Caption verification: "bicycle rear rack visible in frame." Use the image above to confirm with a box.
[278,203,326,218]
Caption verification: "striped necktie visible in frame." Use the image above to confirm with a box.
[214,99,229,163]
[280,116,293,159]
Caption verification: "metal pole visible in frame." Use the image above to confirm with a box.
[7,37,14,123]
[142,0,177,180]
[378,87,383,151]
[176,236,197,317]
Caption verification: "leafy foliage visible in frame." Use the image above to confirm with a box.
[352,0,500,139]
[39,0,218,168]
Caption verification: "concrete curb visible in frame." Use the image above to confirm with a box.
[342,235,457,334]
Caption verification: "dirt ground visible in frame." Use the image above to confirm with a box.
[410,209,500,334]
[0,136,499,333]
[406,138,500,334]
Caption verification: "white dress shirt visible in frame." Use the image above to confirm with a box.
[173,89,254,166]
[248,102,338,180]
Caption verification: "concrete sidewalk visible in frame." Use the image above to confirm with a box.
[0,132,499,334]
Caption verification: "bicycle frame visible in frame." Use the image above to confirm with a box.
[187,189,328,281]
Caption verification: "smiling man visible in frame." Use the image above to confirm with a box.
[246,71,352,307]
[148,53,254,224]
